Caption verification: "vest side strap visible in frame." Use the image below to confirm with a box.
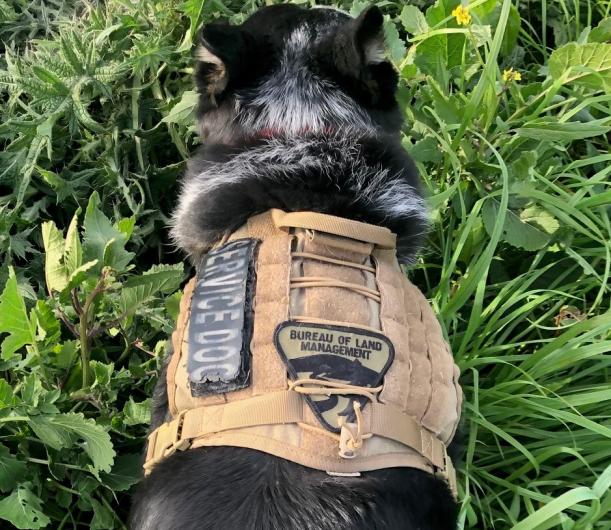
[144,392,455,494]
[271,209,397,249]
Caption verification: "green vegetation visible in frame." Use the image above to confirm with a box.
[0,0,609,528]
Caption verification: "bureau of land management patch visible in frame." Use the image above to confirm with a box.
[187,238,259,396]
[274,322,394,432]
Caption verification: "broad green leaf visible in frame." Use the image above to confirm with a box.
[415,1,448,87]
[41,221,68,292]
[119,263,184,315]
[0,379,20,408]
[0,445,27,492]
[482,200,554,251]
[161,90,198,125]
[520,206,560,235]
[90,497,115,529]
[0,270,35,360]
[383,18,406,64]
[549,42,611,91]
[509,150,538,182]
[0,485,50,529]
[100,454,142,492]
[589,18,611,43]
[406,136,443,163]
[66,260,99,291]
[122,397,151,426]
[28,413,115,473]
[400,6,429,35]
[83,191,134,273]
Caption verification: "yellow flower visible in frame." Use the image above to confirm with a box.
[452,4,471,26]
[502,68,522,82]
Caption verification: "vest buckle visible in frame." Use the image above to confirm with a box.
[143,411,191,475]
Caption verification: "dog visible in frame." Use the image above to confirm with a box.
[130,5,459,529]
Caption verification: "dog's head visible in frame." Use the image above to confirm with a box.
[173,5,427,263]
[194,5,401,141]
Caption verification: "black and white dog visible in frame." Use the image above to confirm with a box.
[130,5,458,529]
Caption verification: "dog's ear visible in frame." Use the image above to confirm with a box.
[194,23,248,110]
[333,6,397,104]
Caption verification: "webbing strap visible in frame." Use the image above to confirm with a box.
[271,209,396,249]
[144,391,456,496]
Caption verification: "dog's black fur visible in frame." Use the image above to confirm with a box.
[130,5,458,529]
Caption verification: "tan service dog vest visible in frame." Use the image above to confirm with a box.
[144,209,462,495]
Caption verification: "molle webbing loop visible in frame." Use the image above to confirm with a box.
[146,209,462,498]
[271,209,396,249]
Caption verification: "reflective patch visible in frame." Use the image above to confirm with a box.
[274,322,394,432]
[188,239,259,396]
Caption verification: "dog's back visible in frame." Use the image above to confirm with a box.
[130,6,458,529]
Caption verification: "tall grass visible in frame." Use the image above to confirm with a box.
[0,0,609,528]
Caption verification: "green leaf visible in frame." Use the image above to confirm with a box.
[28,413,115,473]
[83,191,134,273]
[400,6,429,35]
[161,90,198,125]
[520,206,560,235]
[66,260,99,291]
[100,454,142,492]
[41,221,69,292]
[549,42,611,91]
[64,211,82,275]
[406,136,443,163]
[0,445,27,492]
[482,200,554,251]
[516,118,611,142]
[0,485,50,529]
[415,1,448,86]
[123,397,151,426]
[0,270,35,360]
[589,18,611,43]
[90,497,115,529]
[119,263,184,315]
[0,379,20,409]
[383,18,406,64]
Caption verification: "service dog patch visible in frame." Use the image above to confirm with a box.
[274,322,394,432]
[188,239,259,396]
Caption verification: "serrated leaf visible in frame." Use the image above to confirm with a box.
[590,18,611,43]
[406,136,442,163]
[66,260,99,291]
[400,6,429,35]
[28,413,115,473]
[549,42,611,91]
[123,397,151,426]
[383,18,406,64]
[119,264,184,315]
[482,200,553,251]
[161,90,198,125]
[520,206,560,235]
[83,192,133,273]
[42,221,69,292]
[0,270,35,360]
[0,445,27,492]
[0,485,50,529]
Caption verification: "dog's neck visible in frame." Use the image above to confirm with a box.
[171,133,427,265]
